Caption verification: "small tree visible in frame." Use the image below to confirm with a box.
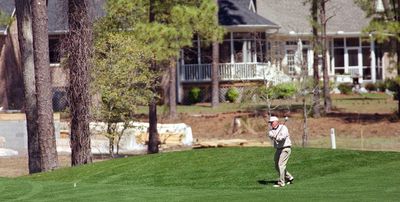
[92,32,154,157]
[98,0,224,154]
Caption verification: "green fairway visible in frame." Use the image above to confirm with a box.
[1,147,400,201]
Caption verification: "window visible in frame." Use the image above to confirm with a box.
[346,38,359,47]
[302,48,308,69]
[286,41,297,45]
[333,38,344,47]
[348,49,358,66]
[362,47,371,80]
[362,48,371,66]
[286,50,295,74]
[219,40,231,63]
[334,48,344,67]
[49,38,61,64]
[201,44,212,64]
[256,39,267,63]
[233,41,244,63]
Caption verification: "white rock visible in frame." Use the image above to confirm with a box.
[0,148,19,157]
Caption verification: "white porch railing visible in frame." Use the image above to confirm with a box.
[180,63,291,84]
[181,64,212,81]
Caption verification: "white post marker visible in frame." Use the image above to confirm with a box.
[330,128,336,149]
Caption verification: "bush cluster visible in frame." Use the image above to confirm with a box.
[338,83,352,95]
[225,87,239,103]
[258,83,297,99]
[385,78,400,99]
[188,87,201,104]
[376,81,386,92]
[364,83,377,92]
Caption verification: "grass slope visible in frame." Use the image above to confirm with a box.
[1,147,400,201]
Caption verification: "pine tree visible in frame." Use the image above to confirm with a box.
[96,0,224,153]
[15,0,41,174]
[31,0,58,171]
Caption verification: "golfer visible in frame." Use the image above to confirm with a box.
[268,116,294,187]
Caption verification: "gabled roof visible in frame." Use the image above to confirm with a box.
[256,0,371,36]
[218,0,279,31]
[0,0,105,35]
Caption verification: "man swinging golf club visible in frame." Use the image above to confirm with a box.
[268,116,294,187]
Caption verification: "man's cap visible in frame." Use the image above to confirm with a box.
[268,116,279,122]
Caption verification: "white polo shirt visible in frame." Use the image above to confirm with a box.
[268,124,292,149]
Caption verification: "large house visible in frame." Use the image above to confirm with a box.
[0,0,397,109]
[177,0,397,103]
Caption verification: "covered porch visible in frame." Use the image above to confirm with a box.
[180,62,289,84]
[179,31,289,84]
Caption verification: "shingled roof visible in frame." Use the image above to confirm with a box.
[0,0,105,35]
[218,0,279,31]
[256,0,370,35]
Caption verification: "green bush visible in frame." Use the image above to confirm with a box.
[385,78,399,92]
[188,87,201,104]
[255,83,297,100]
[364,83,377,92]
[225,87,240,103]
[376,81,386,92]
[385,78,400,100]
[338,83,353,95]
[272,83,298,99]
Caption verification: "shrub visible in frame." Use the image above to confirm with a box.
[385,78,400,100]
[364,83,377,92]
[385,78,399,92]
[225,87,240,103]
[376,81,386,92]
[255,85,273,100]
[188,87,201,104]
[272,83,298,99]
[338,83,352,95]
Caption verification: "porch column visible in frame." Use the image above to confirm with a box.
[230,32,234,63]
[370,36,376,83]
[253,33,257,63]
[358,46,363,83]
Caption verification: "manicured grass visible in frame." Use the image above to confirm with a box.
[135,93,397,116]
[331,93,397,113]
[1,147,400,201]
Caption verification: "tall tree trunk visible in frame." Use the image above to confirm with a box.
[31,0,58,171]
[15,0,41,174]
[67,0,93,166]
[320,0,332,113]
[168,58,177,118]
[148,0,159,154]
[211,42,219,108]
[311,0,321,118]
